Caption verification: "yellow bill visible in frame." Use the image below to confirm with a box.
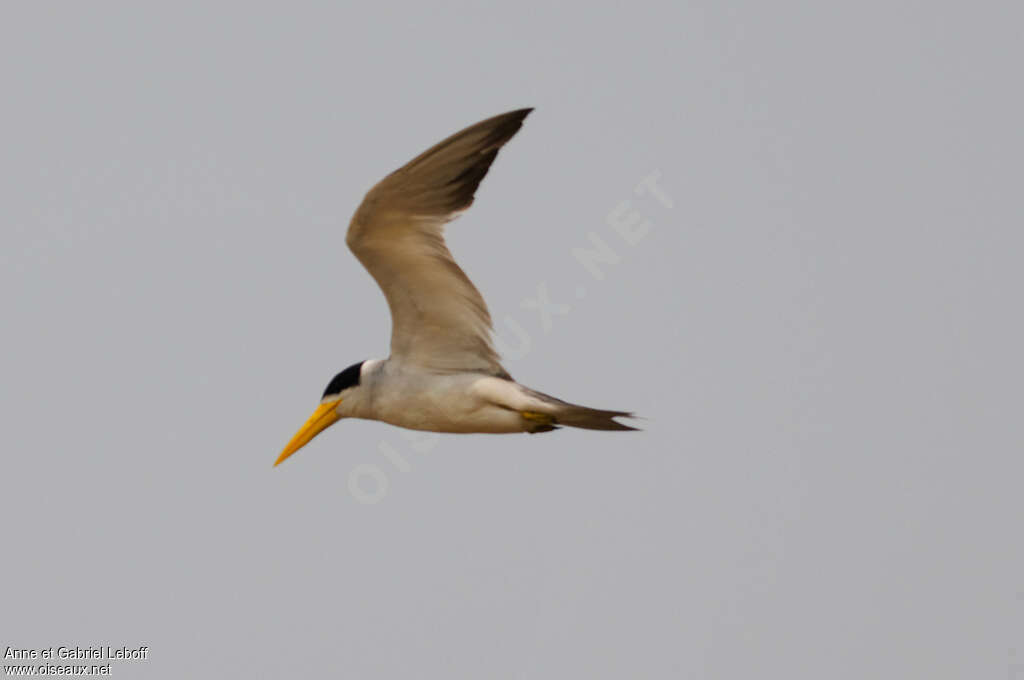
[274,399,342,466]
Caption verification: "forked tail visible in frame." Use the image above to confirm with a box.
[520,387,638,432]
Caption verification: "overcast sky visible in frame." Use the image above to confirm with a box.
[2,3,1022,678]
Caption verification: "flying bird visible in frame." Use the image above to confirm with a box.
[275,108,636,466]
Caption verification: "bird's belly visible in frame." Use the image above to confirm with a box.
[369,380,524,434]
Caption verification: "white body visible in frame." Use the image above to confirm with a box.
[338,360,541,433]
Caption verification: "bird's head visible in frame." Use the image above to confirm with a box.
[274,360,365,466]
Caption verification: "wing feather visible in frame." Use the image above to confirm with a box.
[346,109,532,376]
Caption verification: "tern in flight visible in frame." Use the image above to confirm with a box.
[275,108,637,466]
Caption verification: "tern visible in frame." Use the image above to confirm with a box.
[275,108,636,466]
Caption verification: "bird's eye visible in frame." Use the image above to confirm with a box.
[322,361,364,398]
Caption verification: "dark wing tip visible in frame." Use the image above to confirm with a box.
[441,109,532,208]
[488,107,534,123]
[502,107,534,123]
[483,107,534,143]
[380,108,535,217]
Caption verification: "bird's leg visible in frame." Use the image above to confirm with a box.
[520,410,558,433]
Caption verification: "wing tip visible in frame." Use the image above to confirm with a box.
[484,107,534,139]
[485,107,534,141]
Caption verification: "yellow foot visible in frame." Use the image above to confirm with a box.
[521,411,555,425]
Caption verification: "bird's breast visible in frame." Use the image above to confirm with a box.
[361,372,524,434]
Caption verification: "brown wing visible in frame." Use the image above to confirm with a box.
[345,108,532,376]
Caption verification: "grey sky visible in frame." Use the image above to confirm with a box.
[2,2,1022,678]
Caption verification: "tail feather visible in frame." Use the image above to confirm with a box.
[556,405,638,431]
[522,387,639,432]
